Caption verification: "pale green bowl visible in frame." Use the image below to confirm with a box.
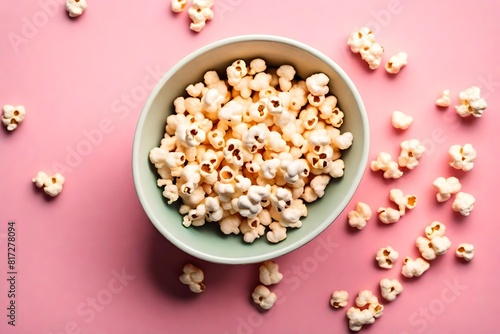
[132,35,369,264]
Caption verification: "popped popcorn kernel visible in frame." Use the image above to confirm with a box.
[377,207,401,224]
[330,290,349,309]
[371,152,403,179]
[449,144,476,172]
[171,0,188,13]
[456,243,474,261]
[66,0,87,18]
[252,285,277,310]
[401,257,430,278]
[432,176,461,202]
[379,278,403,302]
[375,246,399,269]
[391,110,413,130]
[347,27,384,70]
[347,202,372,230]
[2,105,26,131]
[385,52,408,74]
[436,89,451,108]
[389,188,417,215]
[455,86,487,118]
[259,260,283,285]
[32,172,65,197]
[347,307,375,332]
[179,263,205,293]
[188,0,214,32]
[398,139,425,170]
[452,192,475,216]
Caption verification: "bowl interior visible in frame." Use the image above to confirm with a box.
[133,35,369,264]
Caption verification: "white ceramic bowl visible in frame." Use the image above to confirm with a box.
[132,35,369,264]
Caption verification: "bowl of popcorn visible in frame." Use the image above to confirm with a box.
[132,35,369,264]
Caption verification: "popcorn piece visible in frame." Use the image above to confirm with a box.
[430,235,452,255]
[416,236,437,261]
[355,290,384,318]
[333,132,353,150]
[259,260,283,286]
[391,110,413,130]
[456,243,475,261]
[389,189,417,215]
[248,58,267,75]
[401,257,430,278]
[379,278,403,302]
[179,263,205,293]
[66,0,87,18]
[219,215,241,235]
[346,307,375,332]
[305,73,329,96]
[252,285,277,310]
[371,152,403,179]
[432,176,461,202]
[436,89,451,108]
[377,207,401,224]
[227,60,248,86]
[347,27,376,53]
[266,222,287,243]
[2,105,26,131]
[347,202,372,230]
[424,221,446,240]
[398,139,425,169]
[330,290,349,309]
[276,65,296,92]
[32,172,65,197]
[452,192,475,216]
[455,86,487,118]
[355,290,378,308]
[171,0,188,12]
[449,144,476,171]
[188,0,214,32]
[240,218,265,243]
[360,42,384,70]
[375,246,399,269]
[385,52,408,74]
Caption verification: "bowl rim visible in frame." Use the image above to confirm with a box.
[132,34,370,264]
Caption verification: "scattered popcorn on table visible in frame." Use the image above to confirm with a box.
[150,58,353,244]
[449,144,476,171]
[391,110,413,130]
[347,27,384,70]
[171,0,188,12]
[389,188,417,215]
[379,278,403,302]
[377,207,401,224]
[455,86,487,118]
[401,257,430,278]
[188,0,214,32]
[435,89,451,108]
[252,285,277,310]
[375,246,399,269]
[398,139,425,169]
[179,263,205,293]
[370,152,403,179]
[2,105,25,131]
[32,172,65,197]
[456,243,475,261]
[259,260,283,286]
[385,52,408,74]
[432,176,461,202]
[452,192,475,216]
[330,290,349,309]
[347,202,372,230]
[66,0,87,18]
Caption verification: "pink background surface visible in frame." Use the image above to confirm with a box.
[1,1,499,333]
